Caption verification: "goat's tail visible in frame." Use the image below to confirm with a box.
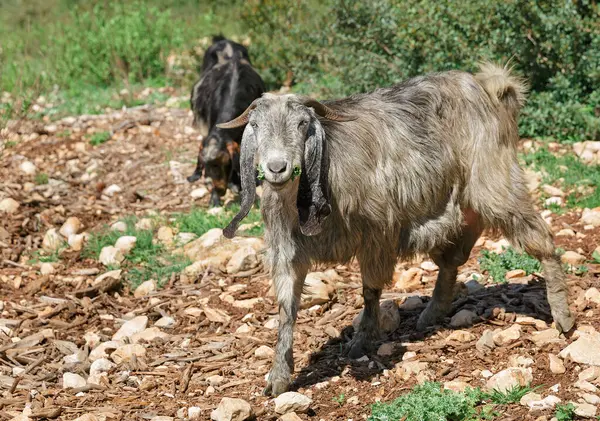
[475,61,527,115]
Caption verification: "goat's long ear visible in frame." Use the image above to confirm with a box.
[223,127,257,238]
[297,119,331,236]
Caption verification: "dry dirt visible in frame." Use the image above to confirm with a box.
[1,102,599,421]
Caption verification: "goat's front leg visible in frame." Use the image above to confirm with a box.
[264,260,308,397]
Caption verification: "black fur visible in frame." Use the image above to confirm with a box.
[188,37,265,207]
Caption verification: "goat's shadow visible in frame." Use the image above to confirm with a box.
[290,278,557,390]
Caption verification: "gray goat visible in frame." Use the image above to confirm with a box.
[216,63,575,396]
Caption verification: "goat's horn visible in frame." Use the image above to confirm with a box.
[216,102,257,129]
[300,98,357,122]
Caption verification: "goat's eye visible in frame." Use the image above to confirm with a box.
[298,120,308,129]
[250,122,258,129]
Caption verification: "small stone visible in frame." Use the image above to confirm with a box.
[581,208,600,227]
[264,318,279,330]
[574,380,598,393]
[420,261,439,271]
[354,300,400,333]
[155,316,176,328]
[302,272,334,307]
[521,393,561,411]
[197,228,223,249]
[190,187,209,199]
[444,381,470,393]
[582,394,600,405]
[485,368,533,392]
[493,324,522,346]
[188,407,202,420]
[42,228,63,252]
[111,344,146,364]
[481,370,494,378]
[508,355,534,368]
[573,402,597,418]
[280,413,303,421]
[584,288,600,305]
[556,228,575,237]
[134,280,156,298]
[0,198,19,214]
[519,392,542,407]
[20,161,37,175]
[157,226,174,246]
[226,246,259,274]
[450,309,478,328]
[132,327,170,343]
[113,316,148,341]
[561,251,586,265]
[578,366,600,382]
[68,233,86,251]
[150,417,173,421]
[530,329,562,346]
[99,246,124,266]
[506,269,526,279]
[548,354,565,374]
[447,330,475,343]
[254,345,275,359]
[203,306,231,324]
[89,341,120,361]
[90,358,116,376]
[40,262,55,275]
[210,397,253,421]
[393,267,423,292]
[102,184,122,197]
[542,185,564,197]
[559,335,600,365]
[84,332,102,349]
[176,232,197,245]
[207,375,225,386]
[324,325,339,338]
[114,236,137,254]
[377,343,395,356]
[135,218,154,230]
[398,296,423,311]
[274,392,312,414]
[111,221,127,232]
[476,330,496,354]
[59,217,82,237]
[63,372,87,389]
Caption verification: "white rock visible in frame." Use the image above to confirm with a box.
[485,368,533,392]
[176,232,197,245]
[207,375,225,386]
[190,187,209,199]
[254,345,275,359]
[0,198,20,214]
[207,207,224,216]
[111,344,146,364]
[542,185,565,197]
[111,221,127,232]
[42,228,63,252]
[114,236,137,254]
[556,228,576,237]
[581,208,600,227]
[444,381,471,393]
[202,306,231,324]
[150,417,173,421]
[420,261,439,271]
[40,262,55,275]
[584,288,600,305]
[582,394,600,405]
[198,228,223,249]
[90,358,116,375]
[99,246,124,266]
[574,379,598,393]
[155,316,175,328]
[134,280,156,298]
[521,393,561,410]
[559,335,600,365]
[578,366,600,382]
[20,161,37,175]
[505,269,526,279]
[131,327,170,343]
[274,392,312,414]
[59,217,82,237]
[102,184,122,197]
[135,218,154,230]
[226,246,259,274]
[302,272,334,307]
[530,328,562,346]
[188,407,202,420]
[157,226,174,245]
[393,267,423,292]
[83,332,102,349]
[113,316,148,342]
[68,233,86,251]
[450,309,478,328]
[508,355,534,368]
[89,341,120,361]
[493,324,522,346]
[63,372,87,389]
[561,251,586,265]
[210,397,253,421]
[264,318,279,330]
[548,354,565,374]
[573,402,597,418]
[447,330,476,343]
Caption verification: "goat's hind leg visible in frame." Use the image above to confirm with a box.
[264,260,308,396]
[500,210,575,333]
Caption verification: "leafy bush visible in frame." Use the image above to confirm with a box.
[242,0,600,142]
[479,247,541,283]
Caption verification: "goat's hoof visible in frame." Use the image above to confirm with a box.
[416,303,449,331]
[553,310,575,334]
[187,173,201,183]
[264,377,290,397]
[347,334,375,359]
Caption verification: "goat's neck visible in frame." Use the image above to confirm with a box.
[262,183,300,238]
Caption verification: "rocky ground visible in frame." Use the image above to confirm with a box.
[1,97,600,421]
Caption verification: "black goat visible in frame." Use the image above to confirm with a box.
[188,36,265,207]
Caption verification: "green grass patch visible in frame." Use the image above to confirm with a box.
[5,141,17,148]
[173,205,263,237]
[522,146,600,209]
[28,247,65,265]
[89,131,111,146]
[369,382,494,421]
[35,172,49,185]
[592,250,600,264]
[478,247,541,283]
[554,403,576,421]
[483,385,536,405]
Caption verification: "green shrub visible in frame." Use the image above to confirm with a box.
[479,247,541,283]
[242,0,600,142]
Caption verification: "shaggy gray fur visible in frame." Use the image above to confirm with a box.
[217,63,575,396]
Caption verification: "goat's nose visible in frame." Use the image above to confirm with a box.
[267,159,288,174]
